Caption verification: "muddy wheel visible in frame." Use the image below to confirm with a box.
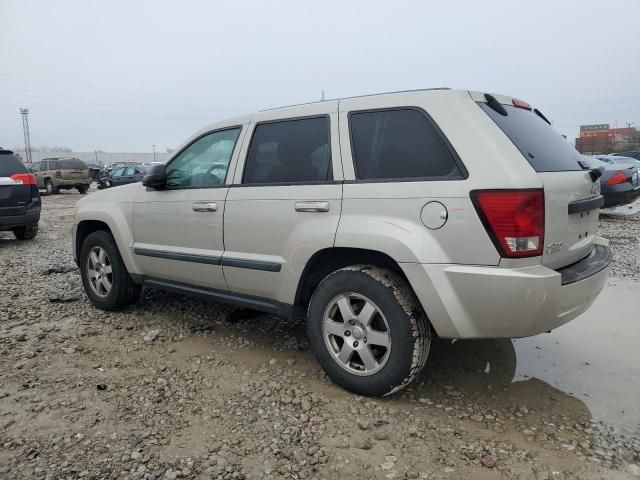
[12,224,38,240]
[77,185,89,194]
[307,265,430,396]
[79,230,141,310]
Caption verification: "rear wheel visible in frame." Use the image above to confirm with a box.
[307,265,431,396]
[77,185,89,194]
[79,230,141,310]
[12,224,38,240]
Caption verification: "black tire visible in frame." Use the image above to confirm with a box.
[79,230,141,310]
[12,223,38,240]
[307,265,431,396]
[44,179,58,195]
[77,185,89,194]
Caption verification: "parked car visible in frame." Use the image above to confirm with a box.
[583,156,640,207]
[97,164,150,189]
[611,150,640,161]
[84,162,103,180]
[595,154,640,171]
[72,89,612,396]
[30,157,92,194]
[0,148,41,239]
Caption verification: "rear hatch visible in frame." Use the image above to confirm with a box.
[60,158,90,179]
[475,93,601,270]
[0,151,30,216]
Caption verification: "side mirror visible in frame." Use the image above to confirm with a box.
[142,164,167,189]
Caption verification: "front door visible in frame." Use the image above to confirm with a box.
[223,104,343,305]
[132,126,245,290]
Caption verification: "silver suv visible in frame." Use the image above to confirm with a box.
[72,89,612,396]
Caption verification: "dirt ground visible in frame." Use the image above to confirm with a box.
[1,189,639,480]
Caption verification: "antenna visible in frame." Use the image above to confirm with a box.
[19,108,32,164]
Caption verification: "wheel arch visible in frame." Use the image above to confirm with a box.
[295,247,412,308]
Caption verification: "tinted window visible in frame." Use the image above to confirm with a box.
[60,158,86,169]
[49,160,60,170]
[349,109,463,180]
[166,127,241,188]
[243,117,331,184]
[0,152,27,176]
[40,161,48,170]
[478,103,582,172]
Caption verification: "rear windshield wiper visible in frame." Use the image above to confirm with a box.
[534,108,551,125]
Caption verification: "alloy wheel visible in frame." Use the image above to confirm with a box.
[86,246,113,298]
[322,293,391,376]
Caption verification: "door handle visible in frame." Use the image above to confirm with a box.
[295,201,330,212]
[192,202,218,212]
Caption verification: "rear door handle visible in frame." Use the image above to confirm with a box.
[295,201,330,212]
[192,202,218,212]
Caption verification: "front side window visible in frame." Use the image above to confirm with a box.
[30,163,40,173]
[242,117,331,184]
[123,166,136,176]
[112,167,125,177]
[166,128,241,189]
[349,108,464,181]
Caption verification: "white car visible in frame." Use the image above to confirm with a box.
[72,89,612,396]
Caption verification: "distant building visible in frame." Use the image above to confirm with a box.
[575,124,637,154]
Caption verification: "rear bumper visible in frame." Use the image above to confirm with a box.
[56,179,92,187]
[401,238,612,339]
[603,184,640,207]
[0,210,40,230]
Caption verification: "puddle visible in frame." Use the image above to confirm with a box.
[417,278,639,431]
[513,278,640,429]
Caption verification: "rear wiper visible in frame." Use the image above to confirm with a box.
[534,108,551,125]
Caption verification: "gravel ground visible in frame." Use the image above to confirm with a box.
[1,190,639,480]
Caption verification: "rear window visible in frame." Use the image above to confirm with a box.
[60,158,87,169]
[0,152,27,176]
[478,103,583,172]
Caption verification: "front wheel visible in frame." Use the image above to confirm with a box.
[79,230,141,310]
[44,180,57,195]
[307,266,431,396]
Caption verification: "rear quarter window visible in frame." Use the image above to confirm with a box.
[348,108,465,181]
[478,103,583,172]
[0,152,27,176]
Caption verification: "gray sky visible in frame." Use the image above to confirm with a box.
[1,0,639,153]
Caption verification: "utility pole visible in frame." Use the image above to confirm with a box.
[321,90,325,101]
[19,108,32,164]
[152,144,157,163]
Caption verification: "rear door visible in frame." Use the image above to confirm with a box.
[224,103,342,304]
[60,158,89,181]
[476,95,600,269]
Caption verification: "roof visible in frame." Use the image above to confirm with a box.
[260,87,451,112]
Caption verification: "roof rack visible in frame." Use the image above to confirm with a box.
[260,87,451,112]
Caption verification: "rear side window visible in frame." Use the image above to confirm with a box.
[348,108,464,181]
[49,160,60,170]
[60,158,86,169]
[478,103,582,172]
[0,152,27,176]
[243,117,331,184]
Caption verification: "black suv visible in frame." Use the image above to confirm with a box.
[0,148,41,240]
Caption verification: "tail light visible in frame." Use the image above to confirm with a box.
[10,173,37,185]
[471,189,545,258]
[512,98,532,110]
[55,170,62,178]
[606,171,627,185]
